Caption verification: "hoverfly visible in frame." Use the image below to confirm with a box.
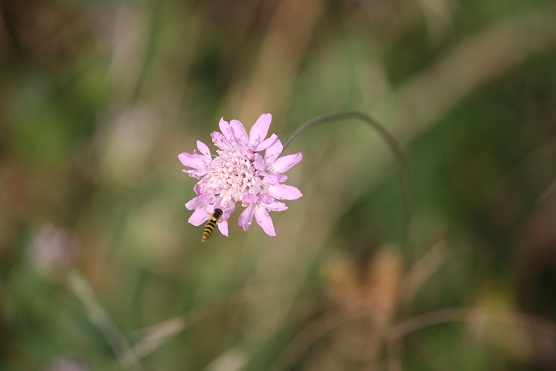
[201,208,223,242]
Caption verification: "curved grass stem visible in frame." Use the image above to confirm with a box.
[283,111,412,250]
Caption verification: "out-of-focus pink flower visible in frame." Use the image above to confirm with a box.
[29,224,77,274]
[179,113,302,237]
[45,358,88,371]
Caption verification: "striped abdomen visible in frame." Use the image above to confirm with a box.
[202,208,223,242]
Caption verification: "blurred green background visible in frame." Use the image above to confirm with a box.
[2,0,556,370]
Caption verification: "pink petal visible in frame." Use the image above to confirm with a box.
[219,118,233,141]
[185,196,201,210]
[193,181,204,195]
[188,208,210,226]
[185,193,211,210]
[264,139,283,164]
[238,204,255,231]
[268,184,302,200]
[230,120,248,145]
[258,193,274,204]
[270,153,302,173]
[217,220,229,236]
[241,194,257,206]
[265,200,288,212]
[196,140,211,157]
[263,173,287,184]
[254,134,278,152]
[211,131,231,151]
[255,206,276,236]
[179,152,204,169]
[249,113,271,146]
[253,153,266,171]
[184,169,204,179]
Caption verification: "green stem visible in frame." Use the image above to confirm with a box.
[283,111,412,250]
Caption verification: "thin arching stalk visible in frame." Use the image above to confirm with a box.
[283,112,412,251]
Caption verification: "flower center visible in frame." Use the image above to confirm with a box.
[204,149,262,208]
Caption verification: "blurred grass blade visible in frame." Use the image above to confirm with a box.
[67,270,143,371]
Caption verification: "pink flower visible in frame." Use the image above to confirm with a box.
[179,113,302,237]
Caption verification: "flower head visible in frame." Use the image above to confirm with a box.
[179,113,302,237]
